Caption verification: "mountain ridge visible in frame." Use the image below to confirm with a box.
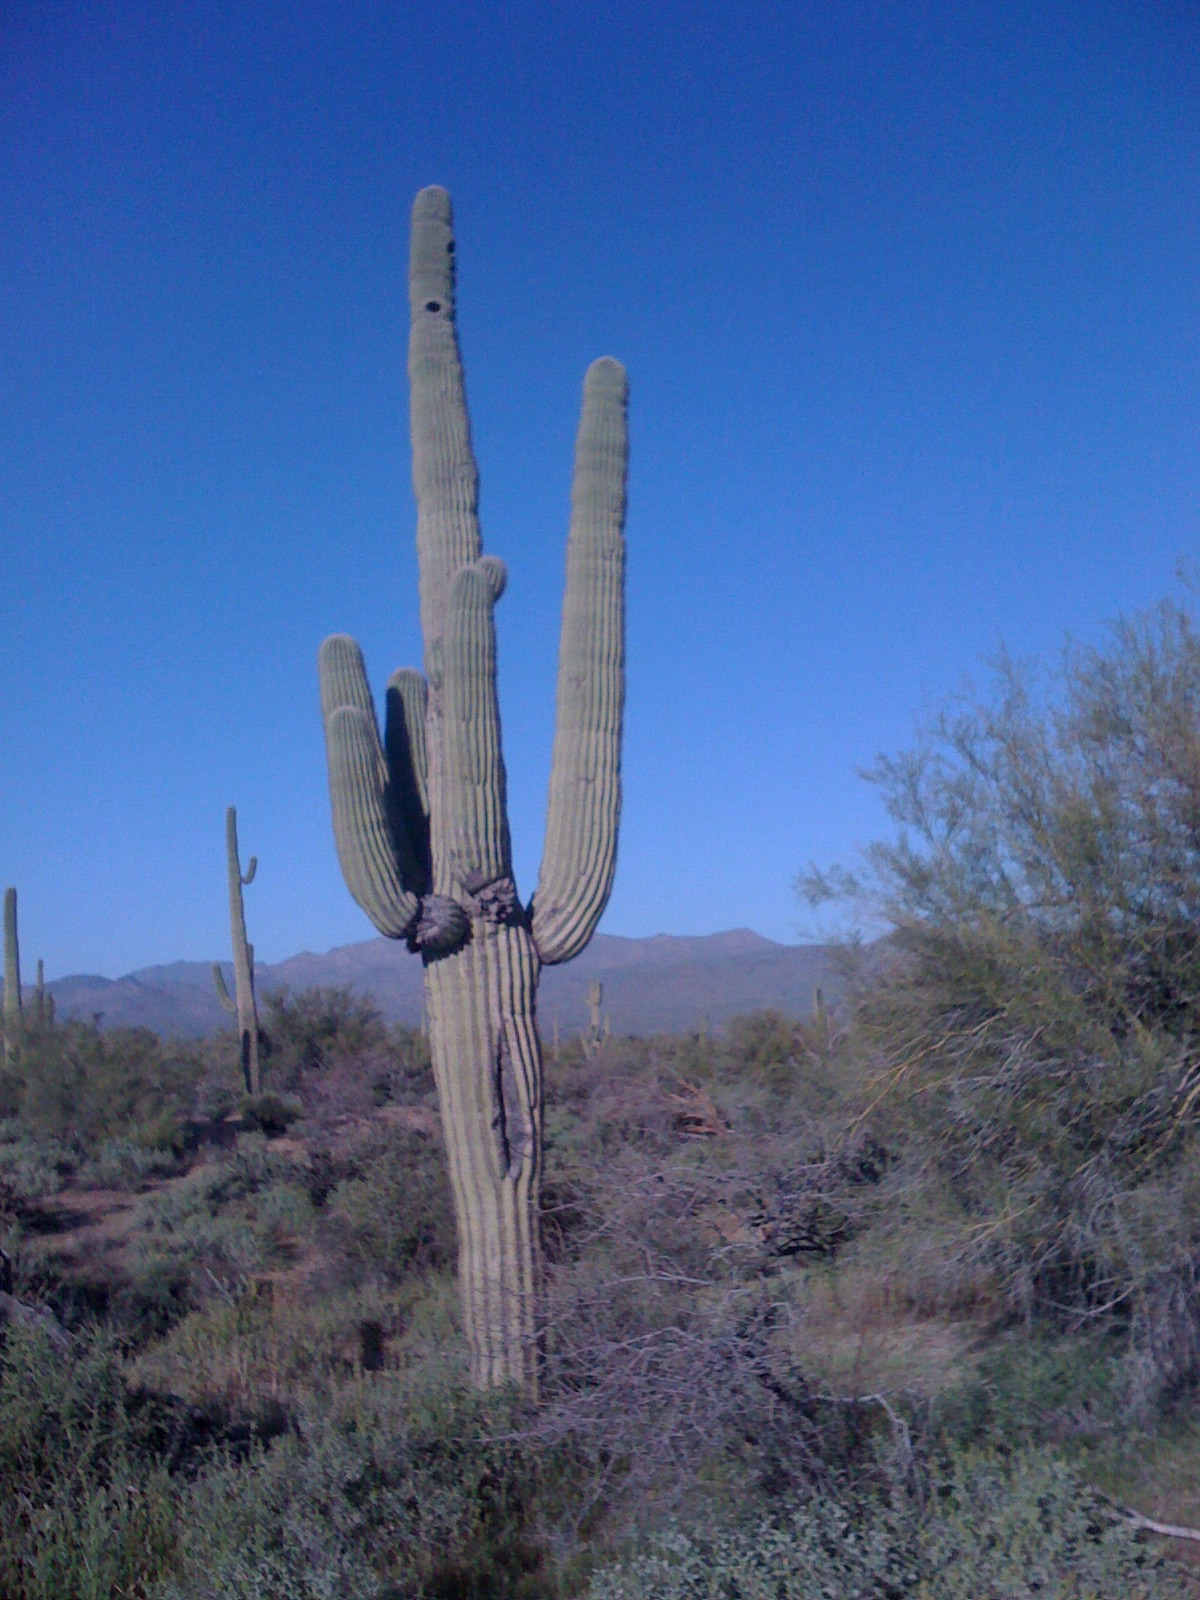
[43,929,845,1038]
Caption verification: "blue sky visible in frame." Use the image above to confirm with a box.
[3,0,1199,977]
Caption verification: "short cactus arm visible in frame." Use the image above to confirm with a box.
[532,358,629,965]
[319,634,424,938]
[441,561,512,897]
[212,963,236,1013]
[409,186,482,674]
[241,857,257,886]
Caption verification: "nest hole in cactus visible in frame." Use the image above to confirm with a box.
[425,300,441,312]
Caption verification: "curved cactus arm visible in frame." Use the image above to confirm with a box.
[242,857,258,886]
[320,634,427,935]
[409,186,482,675]
[325,705,422,938]
[385,667,431,891]
[320,631,378,724]
[212,963,237,1013]
[531,357,629,965]
[441,562,513,898]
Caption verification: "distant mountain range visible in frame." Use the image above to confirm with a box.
[44,930,846,1039]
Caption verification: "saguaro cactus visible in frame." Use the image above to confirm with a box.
[319,186,628,1388]
[583,979,604,1056]
[212,807,261,1095]
[3,887,19,1054]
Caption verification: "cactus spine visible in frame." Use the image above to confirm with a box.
[3,887,19,1055]
[212,807,261,1095]
[320,187,628,1388]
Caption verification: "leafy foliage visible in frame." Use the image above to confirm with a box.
[585,1448,1186,1599]
[800,600,1200,1389]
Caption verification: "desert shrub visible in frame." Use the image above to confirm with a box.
[321,1124,455,1282]
[0,1319,180,1599]
[0,1121,72,1202]
[128,1137,312,1307]
[159,1377,553,1600]
[238,1090,304,1136]
[800,599,1200,1387]
[722,1009,802,1096]
[259,986,390,1093]
[584,1446,1187,1599]
[78,1136,182,1191]
[374,1021,435,1106]
[6,1022,202,1155]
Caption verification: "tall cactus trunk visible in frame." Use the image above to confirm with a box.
[319,187,627,1389]
[3,887,20,1058]
[426,926,543,1387]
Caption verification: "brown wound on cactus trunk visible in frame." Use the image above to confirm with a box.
[494,1029,532,1177]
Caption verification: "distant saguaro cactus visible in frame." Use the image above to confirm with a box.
[212,807,261,1094]
[319,187,628,1388]
[3,887,19,1055]
[583,978,604,1057]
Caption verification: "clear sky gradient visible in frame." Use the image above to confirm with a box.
[3,0,1199,977]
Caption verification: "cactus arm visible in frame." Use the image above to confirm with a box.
[531,357,629,965]
[242,857,257,886]
[325,705,422,938]
[212,963,237,1013]
[320,634,426,936]
[3,887,20,1021]
[441,560,513,898]
[385,667,431,890]
[409,186,482,674]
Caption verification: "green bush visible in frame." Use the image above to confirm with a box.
[5,1022,202,1155]
[800,599,1200,1383]
[0,1320,180,1599]
[723,1010,802,1096]
[238,1091,303,1136]
[78,1136,182,1191]
[158,1379,551,1600]
[259,987,389,1090]
[127,1137,311,1307]
[0,1121,71,1201]
[321,1125,455,1282]
[584,1446,1188,1599]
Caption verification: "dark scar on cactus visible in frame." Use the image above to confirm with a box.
[461,870,520,925]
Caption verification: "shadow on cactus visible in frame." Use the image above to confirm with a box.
[319,186,628,1389]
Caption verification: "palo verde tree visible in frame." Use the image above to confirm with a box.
[801,599,1200,1389]
[319,187,628,1388]
[212,806,261,1095]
